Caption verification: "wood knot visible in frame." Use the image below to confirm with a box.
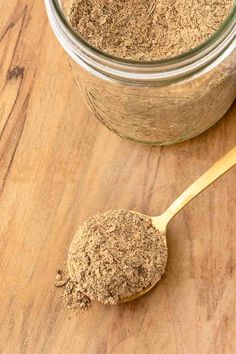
[7,66,25,81]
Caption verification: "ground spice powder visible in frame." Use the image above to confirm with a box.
[54,269,91,310]
[68,0,233,61]
[67,209,167,305]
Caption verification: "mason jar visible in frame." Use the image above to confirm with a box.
[45,0,236,145]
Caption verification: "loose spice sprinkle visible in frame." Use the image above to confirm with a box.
[54,269,91,310]
[67,209,168,305]
[68,0,234,60]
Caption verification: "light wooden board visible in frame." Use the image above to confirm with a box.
[1,1,236,353]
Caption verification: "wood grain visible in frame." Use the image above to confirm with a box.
[1,1,236,353]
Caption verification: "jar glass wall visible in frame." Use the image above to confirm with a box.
[45,0,236,145]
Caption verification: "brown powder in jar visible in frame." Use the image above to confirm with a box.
[67,209,168,305]
[68,0,234,61]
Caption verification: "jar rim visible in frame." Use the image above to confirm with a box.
[52,0,236,63]
[46,0,236,81]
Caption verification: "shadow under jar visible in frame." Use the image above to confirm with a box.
[45,0,236,145]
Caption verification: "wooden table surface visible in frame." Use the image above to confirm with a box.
[1,1,236,353]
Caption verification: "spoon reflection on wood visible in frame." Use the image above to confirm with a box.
[119,146,236,303]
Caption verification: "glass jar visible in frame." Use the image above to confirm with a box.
[45,0,236,145]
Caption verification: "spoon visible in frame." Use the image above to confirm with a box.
[120,146,236,303]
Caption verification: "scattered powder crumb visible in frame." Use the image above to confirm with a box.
[67,209,168,305]
[68,0,234,60]
[54,269,91,311]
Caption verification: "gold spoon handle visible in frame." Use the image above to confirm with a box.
[156,146,236,228]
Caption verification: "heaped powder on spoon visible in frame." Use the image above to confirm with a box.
[68,0,234,60]
[67,209,167,305]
